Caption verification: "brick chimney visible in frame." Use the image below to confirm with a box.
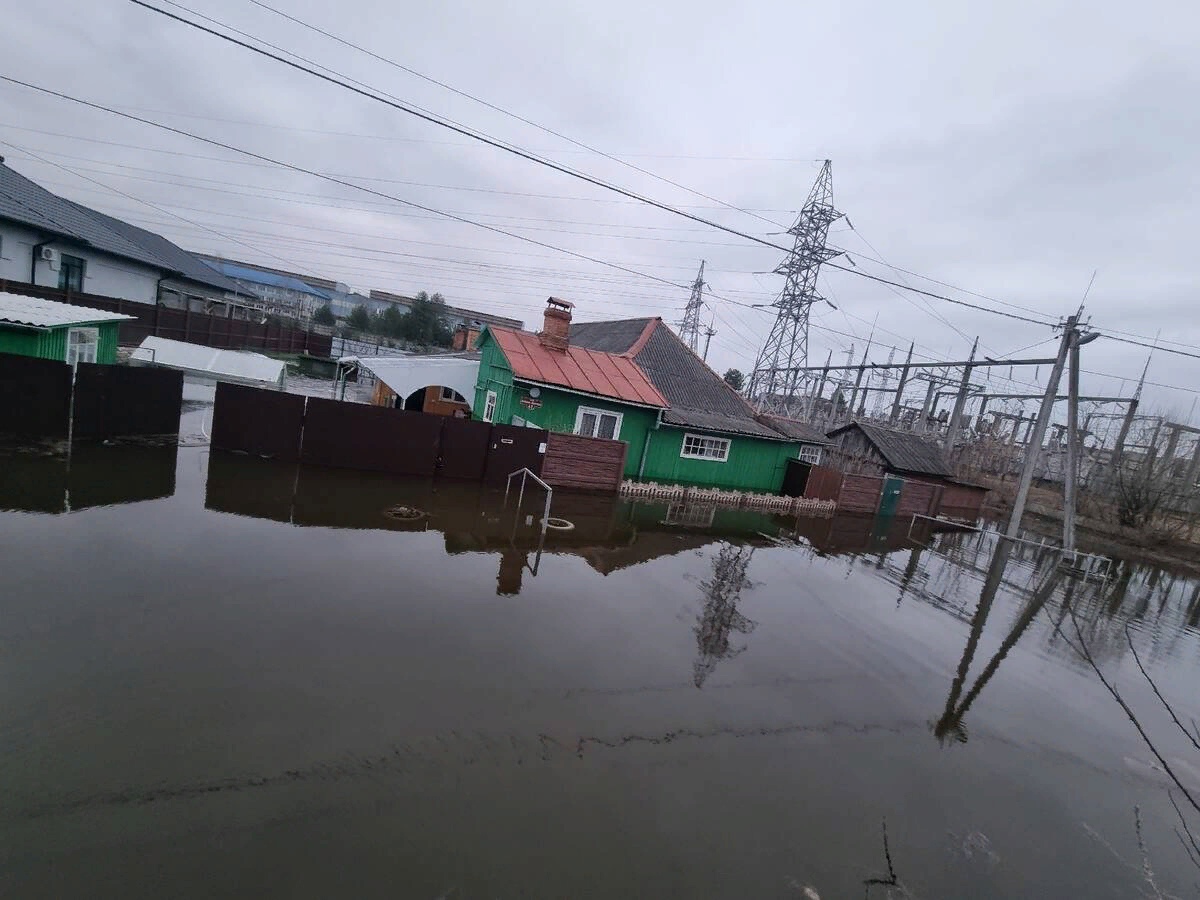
[538,297,573,351]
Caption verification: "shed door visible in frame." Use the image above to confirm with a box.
[878,476,904,516]
[66,327,99,369]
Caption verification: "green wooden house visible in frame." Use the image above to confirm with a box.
[0,292,131,366]
[473,298,828,493]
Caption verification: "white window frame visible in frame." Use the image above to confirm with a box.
[439,386,461,402]
[66,326,99,369]
[680,432,731,462]
[799,445,823,465]
[483,390,497,423]
[574,405,623,441]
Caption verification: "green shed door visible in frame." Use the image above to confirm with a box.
[879,476,904,516]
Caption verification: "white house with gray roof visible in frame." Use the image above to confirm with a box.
[0,161,255,318]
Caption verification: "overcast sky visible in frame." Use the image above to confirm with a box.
[4,0,1199,424]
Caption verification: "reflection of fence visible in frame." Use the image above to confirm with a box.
[620,480,836,516]
[0,352,183,443]
[0,281,332,357]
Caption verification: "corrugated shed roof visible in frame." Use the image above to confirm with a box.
[569,317,792,441]
[0,291,133,328]
[130,336,285,387]
[830,421,953,478]
[489,327,667,408]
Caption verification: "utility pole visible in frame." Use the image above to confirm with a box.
[846,339,872,422]
[889,343,914,424]
[701,320,716,362]
[943,337,979,452]
[677,260,706,353]
[1062,320,1099,552]
[1006,315,1080,541]
[808,350,833,422]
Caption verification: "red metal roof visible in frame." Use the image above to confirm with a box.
[490,327,668,408]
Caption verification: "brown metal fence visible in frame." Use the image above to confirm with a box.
[0,352,72,440]
[72,364,183,441]
[0,281,332,357]
[209,385,562,488]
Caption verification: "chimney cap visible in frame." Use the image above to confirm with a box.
[546,296,574,311]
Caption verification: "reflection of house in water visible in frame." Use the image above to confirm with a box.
[0,443,177,513]
[693,544,756,688]
[203,453,794,595]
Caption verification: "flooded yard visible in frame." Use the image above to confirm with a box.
[2,395,1199,898]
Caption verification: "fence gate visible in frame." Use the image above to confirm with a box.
[483,423,548,484]
[438,417,493,481]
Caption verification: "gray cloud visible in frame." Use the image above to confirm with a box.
[2,0,1198,412]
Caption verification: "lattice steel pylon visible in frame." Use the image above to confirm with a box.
[677,260,706,353]
[749,160,843,412]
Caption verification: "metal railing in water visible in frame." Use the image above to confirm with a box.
[504,468,554,577]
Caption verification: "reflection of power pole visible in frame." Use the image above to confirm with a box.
[693,544,756,688]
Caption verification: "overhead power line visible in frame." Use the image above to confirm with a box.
[239,0,788,230]
[122,0,1065,329]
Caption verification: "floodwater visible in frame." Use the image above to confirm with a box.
[2,394,1199,898]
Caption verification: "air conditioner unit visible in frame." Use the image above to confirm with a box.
[39,246,59,267]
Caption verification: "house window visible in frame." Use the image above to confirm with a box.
[483,390,497,423]
[681,433,731,462]
[574,406,622,440]
[664,502,717,528]
[799,445,823,465]
[58,254,86,292]
[66,327,99,368]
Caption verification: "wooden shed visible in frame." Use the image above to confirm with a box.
[825,421,989,520]
[0,292,131,366]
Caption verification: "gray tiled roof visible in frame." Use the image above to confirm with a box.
[830,421,952,478]
[67,203,242,294]
[569,317,793,441]
[0,163,238,293]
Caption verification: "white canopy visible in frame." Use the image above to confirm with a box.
[354,354,480,405]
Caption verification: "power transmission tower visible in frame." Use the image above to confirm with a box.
[677,260,707,353]
[749,160,844,413]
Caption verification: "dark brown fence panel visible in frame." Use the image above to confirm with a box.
[210,382,306,461]
[838,473,885,514]
[541,431,627,493]
[483,423,548,485]
[0,352,72,440]
[72,364,183,441]
[301,398,441,475]
[439,417,493,481]
[802,464,843,502]
[896,480,938,517]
